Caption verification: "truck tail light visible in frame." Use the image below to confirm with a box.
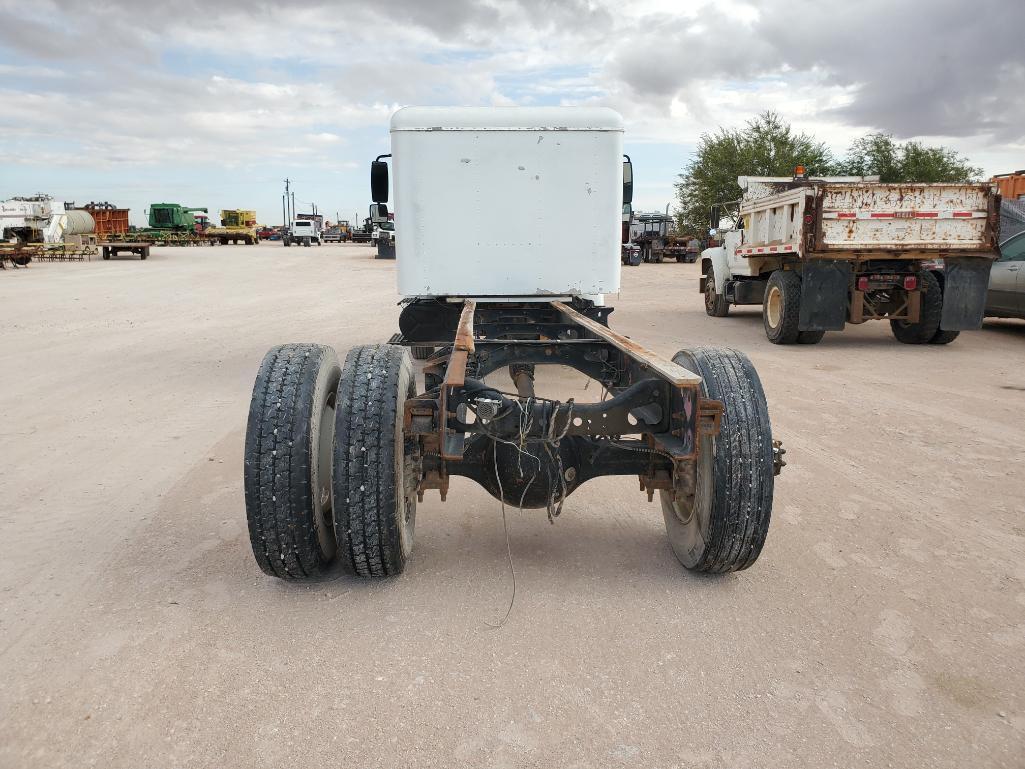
[903,276,918,290]
[857,277,869,291]
[803,214,813,223]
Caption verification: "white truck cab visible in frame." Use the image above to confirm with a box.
[289,218,322,247]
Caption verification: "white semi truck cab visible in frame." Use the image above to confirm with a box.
[700,172,1001,345]
[288,218,322,247]
[241,107,784,585]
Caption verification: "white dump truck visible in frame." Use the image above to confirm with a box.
[242,107,784,583]
[700,172,1001,344]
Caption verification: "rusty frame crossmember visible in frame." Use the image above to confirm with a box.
[400,298,723,508]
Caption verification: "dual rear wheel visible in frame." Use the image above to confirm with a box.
[243,343,417,580]
[244,343,776,579]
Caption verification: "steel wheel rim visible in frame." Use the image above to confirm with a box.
[314,387,337,558]
[665,436,713,567]
[766,285,782,328]
[394,382,417,555]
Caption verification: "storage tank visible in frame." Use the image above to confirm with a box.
[390,106,624,298]
[60,209,95,235]
[43,208,95,243]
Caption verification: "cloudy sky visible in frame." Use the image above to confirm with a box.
[2,0,1023,226]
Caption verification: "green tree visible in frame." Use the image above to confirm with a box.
[836,133,981,183]
[674,111,834,234]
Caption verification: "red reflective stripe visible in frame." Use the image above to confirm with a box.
[769,246,777,252]
[870,212,893,218]
[837,213,856,219]
[952,211,972,218]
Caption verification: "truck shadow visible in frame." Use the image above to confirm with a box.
[719,309,1025,348]
[981,318,1025,337]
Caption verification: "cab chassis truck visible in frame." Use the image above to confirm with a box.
[700,174,1001,344]
[243,108,783,581]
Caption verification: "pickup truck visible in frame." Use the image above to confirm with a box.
[700,172,1001,344]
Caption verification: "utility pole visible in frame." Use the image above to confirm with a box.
[283,178,293,227]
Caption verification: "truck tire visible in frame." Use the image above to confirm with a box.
[763,270,802,344]
[244,344,341,580]
[333,344,418,577]
[890,271,942,344]
[930,328,960,345]
[704,276,730,317]
[411,346,433,360]
[661,347,774,573]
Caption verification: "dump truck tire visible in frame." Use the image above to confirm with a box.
[661,347,774,573]
[704,276,729,317]
[890,271,942,344]
[763,270,802,344]
[244,344,341,580]
[411,346,433,360]
[333,344,418,577]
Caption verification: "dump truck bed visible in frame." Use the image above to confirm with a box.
[736,182,999,259]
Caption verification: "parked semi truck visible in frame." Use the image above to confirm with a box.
[700,172,1000,345]
[284,213,323,247]
[242,106,783,582]
[632,213,698,263]
[206,209,258,245]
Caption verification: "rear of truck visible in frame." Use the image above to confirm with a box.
[701,179,1000,344]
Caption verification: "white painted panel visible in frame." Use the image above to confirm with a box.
[391,107,623,298]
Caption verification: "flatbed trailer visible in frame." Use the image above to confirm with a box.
[99,242,150,260]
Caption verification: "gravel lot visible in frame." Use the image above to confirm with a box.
[1,243,1023,768]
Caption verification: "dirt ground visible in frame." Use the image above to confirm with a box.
[1,243,1023,768]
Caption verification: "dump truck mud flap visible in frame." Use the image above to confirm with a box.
[799,260,851,331]
[940,258,991,330]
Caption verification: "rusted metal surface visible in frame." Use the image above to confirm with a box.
[83,206,129,237]
[992,171,1025,201]
[453,299,476,352]
[551,301,702,386]
[816,184,997,252]
[737,183,999,258]
[436,299,477,460]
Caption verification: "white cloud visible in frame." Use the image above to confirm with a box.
[1,0,1022,221]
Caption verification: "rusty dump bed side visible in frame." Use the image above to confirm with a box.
[815,184,999,253]
[738,183,1000,258]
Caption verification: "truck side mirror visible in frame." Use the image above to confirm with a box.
[622,155,633,205]
[370,203,389,224]
[709,206,720,231]
[371,156,390,203]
